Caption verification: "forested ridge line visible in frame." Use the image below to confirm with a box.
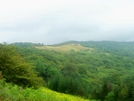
[1,41,134,101]
[11,41,134,101]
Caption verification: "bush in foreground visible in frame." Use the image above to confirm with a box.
[0,79,95,101]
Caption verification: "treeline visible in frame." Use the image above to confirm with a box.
[1,41,134,101]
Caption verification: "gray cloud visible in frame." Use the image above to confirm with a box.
[0,0,134,44]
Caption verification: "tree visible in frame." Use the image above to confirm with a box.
[0,44,44,88]
[62,63,79,77]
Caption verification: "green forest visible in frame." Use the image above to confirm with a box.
[0,41,134,101]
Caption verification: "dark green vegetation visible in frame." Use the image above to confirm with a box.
[1,41,134,101]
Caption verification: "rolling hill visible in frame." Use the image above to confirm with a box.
[35,43,93,52]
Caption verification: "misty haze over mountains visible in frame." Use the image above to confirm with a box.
[0,0,134,44]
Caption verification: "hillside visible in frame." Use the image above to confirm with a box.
[2,41,134,101]
[0,79,90,101]
[35,43,93,52]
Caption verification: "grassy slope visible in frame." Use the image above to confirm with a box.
[35,44,93,52]
[41,87,90,101]
[0,83,90,101]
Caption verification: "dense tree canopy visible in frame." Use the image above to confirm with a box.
[3,41,134,101]
[0,44,44,88]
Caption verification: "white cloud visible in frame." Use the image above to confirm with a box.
[0,0,134,44]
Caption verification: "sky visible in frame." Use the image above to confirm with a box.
[0,0,134,44]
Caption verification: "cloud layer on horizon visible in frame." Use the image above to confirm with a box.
[0,0,134,44]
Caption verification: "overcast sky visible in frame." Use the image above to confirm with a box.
[0,0,134,44]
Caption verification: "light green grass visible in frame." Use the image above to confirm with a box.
[41,87,89,101]
[0,79,90,101]
[36,44,93,52]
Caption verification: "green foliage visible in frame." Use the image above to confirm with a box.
[0,44,44,88]
[0,79,90,101]
[104,91,115,101]
[11,41,134,101]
